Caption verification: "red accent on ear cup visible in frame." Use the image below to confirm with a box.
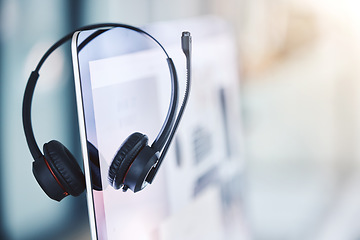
[43,157,69,196]
[43,140,85,196]
[32,156,69,201]
[108,132,148,189]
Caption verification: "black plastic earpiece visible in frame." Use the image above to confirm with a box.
[43,140,86,196]
[87,141,102,191]
[32,156,69,201]
[108,132,159,192]
[32,140,85,201]
[108,133,148,189]
[32,140,103,201]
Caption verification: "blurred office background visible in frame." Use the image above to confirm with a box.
[2,0,360,239]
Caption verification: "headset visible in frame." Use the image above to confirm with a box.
[22,23,191,201]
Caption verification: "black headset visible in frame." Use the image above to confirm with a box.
[22,23,191,201]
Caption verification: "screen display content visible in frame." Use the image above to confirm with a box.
[72,18,246,240]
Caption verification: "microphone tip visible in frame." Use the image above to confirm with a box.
[182,31,191,37]
[181,31,192,56]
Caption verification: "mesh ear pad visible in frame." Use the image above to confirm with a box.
[108,132,148,189]
[43,140,85,196]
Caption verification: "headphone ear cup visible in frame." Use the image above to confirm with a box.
[32,157,68,202]
[108,132,148,190]
[43,140,85,197]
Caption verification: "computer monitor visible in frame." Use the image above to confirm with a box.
[72,16,246,240]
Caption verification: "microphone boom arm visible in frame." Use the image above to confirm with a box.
[146,31,192,184]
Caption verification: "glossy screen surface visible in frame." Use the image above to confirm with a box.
[74,18,246,240]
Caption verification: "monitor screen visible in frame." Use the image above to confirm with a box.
[73,17,246,240]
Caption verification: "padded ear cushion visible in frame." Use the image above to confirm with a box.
[43,140,85,196]
[108,132,148,189]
